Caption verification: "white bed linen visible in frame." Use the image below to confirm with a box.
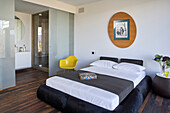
[47,76,119,111]
[46,66,145,111]
[81,66,146,87]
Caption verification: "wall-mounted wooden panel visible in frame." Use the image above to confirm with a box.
[108,12,137,48]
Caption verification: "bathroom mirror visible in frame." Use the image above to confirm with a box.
[15,16,25,44]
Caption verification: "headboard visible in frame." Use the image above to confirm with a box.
[100,56,119,63]
[120,58,143,66]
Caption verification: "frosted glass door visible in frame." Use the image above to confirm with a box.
[49,9,74,76]
[0,0,15,90]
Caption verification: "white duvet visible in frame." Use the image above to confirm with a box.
[46,66,145,111]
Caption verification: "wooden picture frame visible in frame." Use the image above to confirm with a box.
[108,12,137,48]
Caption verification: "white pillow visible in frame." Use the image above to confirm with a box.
[90,60,118,68]
[113,62,145,73]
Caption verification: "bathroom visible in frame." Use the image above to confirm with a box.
[15,8,49,72]
[15,11,32,71]
[14,2,74,74]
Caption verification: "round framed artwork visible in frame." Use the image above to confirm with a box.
[108,12,137,48]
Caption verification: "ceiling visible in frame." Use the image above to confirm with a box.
[15,0,101,14]
[15,0,49,14]
[56,0,101,6]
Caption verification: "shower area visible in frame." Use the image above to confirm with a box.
[32,11,49,72]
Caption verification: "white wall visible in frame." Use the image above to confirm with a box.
[15,12,32,52]
[74,0,170,78]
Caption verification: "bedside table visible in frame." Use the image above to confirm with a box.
[152,73,170,98]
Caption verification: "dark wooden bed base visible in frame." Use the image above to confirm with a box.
[37,57,152,113]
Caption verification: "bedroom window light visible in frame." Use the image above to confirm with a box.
[38,27,42,52]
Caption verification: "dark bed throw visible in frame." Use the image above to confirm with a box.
[59,71,134,103]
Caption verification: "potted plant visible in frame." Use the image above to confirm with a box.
[153,54,170,76]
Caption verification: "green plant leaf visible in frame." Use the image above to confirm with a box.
[156,59,161,62]
[155,54,163,59]
[166,66,170,69]
[166,60,170,66]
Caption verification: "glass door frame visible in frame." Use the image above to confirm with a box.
[32,11,49,72]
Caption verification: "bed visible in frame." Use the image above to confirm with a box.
[37,57,152,113]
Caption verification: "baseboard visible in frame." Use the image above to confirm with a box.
[16,68,33,73]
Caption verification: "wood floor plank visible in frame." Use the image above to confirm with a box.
[138,90,152,113]
[142,92,158,113]
[155,96,163,106]
[0,68,169,113]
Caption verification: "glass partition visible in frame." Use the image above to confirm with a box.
[49,9,74,76]
[32,9,74,75]
[32,11,49,72]
[0,0,15,90]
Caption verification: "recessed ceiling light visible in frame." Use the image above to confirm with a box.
[39,13,42,16]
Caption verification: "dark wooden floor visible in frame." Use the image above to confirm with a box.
[0,69,169,113]
[139,91,170,113]
[0,69,60,113]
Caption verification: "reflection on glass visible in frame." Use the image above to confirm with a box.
[0,20,9,58]
[38,27,42,52]
[15,16,24,44]
[10,29,15,57]
[2,21,9,28]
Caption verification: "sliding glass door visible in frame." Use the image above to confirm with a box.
[0,0,15,90]
[49,9,74,76]
[32,9,74,76]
